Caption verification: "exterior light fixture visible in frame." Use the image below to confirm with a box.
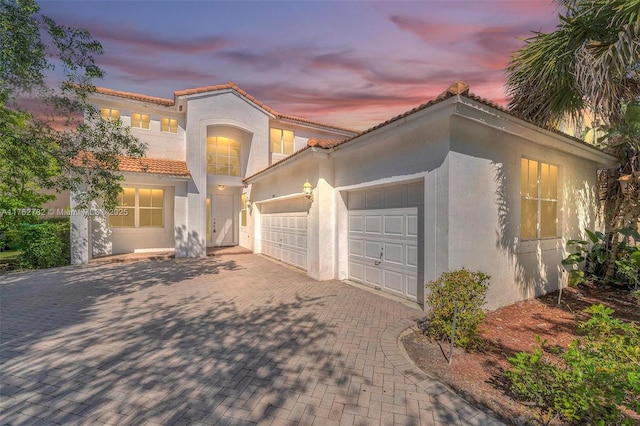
[303,180,313,201]
[245,198,252,209]
[218,184,225,190]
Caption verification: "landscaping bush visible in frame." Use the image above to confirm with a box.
[17,220,70,269]
[506,304,640,425]
[563,228,640,289]
[424,268,490,349]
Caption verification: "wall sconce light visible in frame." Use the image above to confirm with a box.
[303,180,313,201]
[218,184,225,190]
[245,198,252,210]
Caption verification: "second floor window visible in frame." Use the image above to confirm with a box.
[131,113,150,129]
[270,128,294,155]
[100,108,120,121]
[161,117,178,133]
[207,136,241,176]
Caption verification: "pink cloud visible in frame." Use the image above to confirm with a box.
[389,15,475,43]
[98,55,215,83]
[57,20,231,55]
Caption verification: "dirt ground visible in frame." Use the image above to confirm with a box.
[401,283,640,425]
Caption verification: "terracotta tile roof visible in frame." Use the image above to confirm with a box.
[307,138,345,149]
[73,152,190,177]
[117,156,190,177]
[94,87,174,106]
[95,82,358,134]
[175,81,358,134]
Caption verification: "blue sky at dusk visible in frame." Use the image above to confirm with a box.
[39,1,559,130]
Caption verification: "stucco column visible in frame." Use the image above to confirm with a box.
[308,158,336,280]
[174,181,189,258]
[70,188,89,264]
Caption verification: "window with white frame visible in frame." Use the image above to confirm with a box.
[109,187,164,228]
[206,136,241,176]
[131,112,150,129]
[100,108,120,121]
[161,117,178,133]
[270,128,294,155]
[521,158,559,239]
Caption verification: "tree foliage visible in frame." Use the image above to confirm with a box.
[0,0,145,212]
[507,0,640,284]
[507,0,640,127]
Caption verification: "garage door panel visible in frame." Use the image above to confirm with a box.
[364,265,382,286]
[407,215,418,237]
[349,239,363,257]
[406,274,418,298]
[383,270,404,294]
[349,261,364,281]
[261,212,307,270]
[384,242,404,265]
[407,245,418,267]
[349,216,363,233]
[348,207,418,301]
[384,215,404,235]
[364,241,382,259]
[365,216,382,234]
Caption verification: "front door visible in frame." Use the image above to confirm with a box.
[211,195,234,246]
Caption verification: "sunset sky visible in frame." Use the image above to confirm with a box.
[38,0,560,130]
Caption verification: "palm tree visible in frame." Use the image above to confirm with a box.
[507,0,639,127]
[506,0,640,285]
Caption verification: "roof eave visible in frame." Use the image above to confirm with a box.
[457,95,619,167]
[244,147,319,184]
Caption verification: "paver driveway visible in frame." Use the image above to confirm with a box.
[0,254,503,425]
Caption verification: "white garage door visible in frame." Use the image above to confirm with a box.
[348,208,418,301]
[261,213,307,270]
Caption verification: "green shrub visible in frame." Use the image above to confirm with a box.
[425,268,490,349]
[17,221,70,269]
[563,228,640,289]
[506,304,640,425]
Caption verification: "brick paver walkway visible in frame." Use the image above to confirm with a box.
[0,254,504,425]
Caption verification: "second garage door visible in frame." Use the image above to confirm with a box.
[348,208,418,301]
[261,212,307,270]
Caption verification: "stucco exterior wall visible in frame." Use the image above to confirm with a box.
[332,104,452,302]
[88,175,181,258]
[249,155,320,264]
[183,92,270,256]
[448,113,600,309]
[92,97,185,161]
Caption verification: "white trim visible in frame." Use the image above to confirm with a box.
[334,173,426,193]
[254,192,308,204]
[134,248,175,254]
[451,110,617,166]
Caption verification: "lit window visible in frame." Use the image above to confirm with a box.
[100,108,120,121]
[241,193,247,227]
[109,187,164,228]
[138,188,164,227]
[131,112,150,129]
[270,128,294,155]
[109,188,135,228]
[161,117,178,133]
[521,159,559,239]
[207,136,241,176]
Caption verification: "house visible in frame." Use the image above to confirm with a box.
[72,81,617,310]
[71,82,356,263]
